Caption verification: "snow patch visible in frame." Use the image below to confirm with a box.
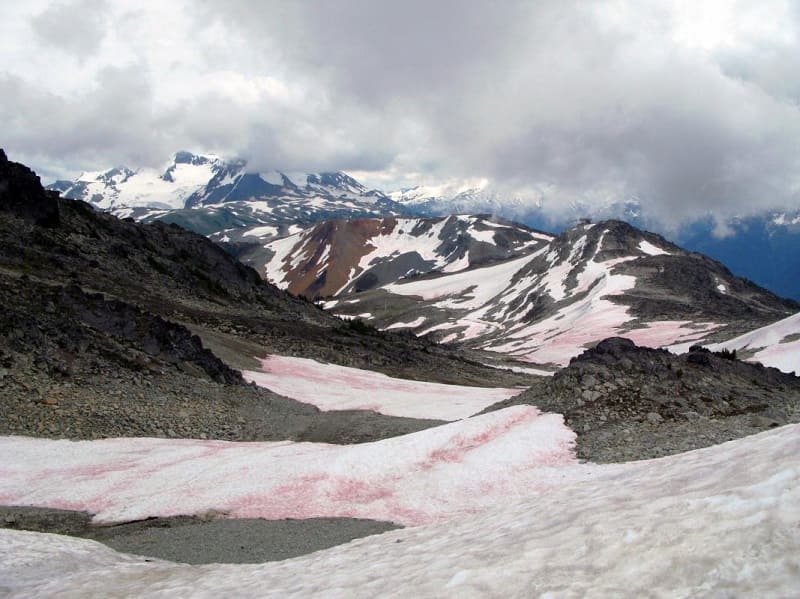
[242,355,523,420]
[638,240,670,256]
[0,406,574,527]
[384,316,426,330]
[671,311,800,374]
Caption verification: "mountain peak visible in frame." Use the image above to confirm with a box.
[172,150,214,165]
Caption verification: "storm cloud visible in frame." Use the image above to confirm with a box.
[1,0,799,224]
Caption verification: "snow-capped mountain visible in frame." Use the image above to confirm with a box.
[253,215,553,299]
[49,151,224,211]
[322,220,798,367]
[49,154,800,303]
[49,151,408,235]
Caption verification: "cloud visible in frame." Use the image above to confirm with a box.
[2,0,800,225]
[193,0,800,223]
[30,0,110,60]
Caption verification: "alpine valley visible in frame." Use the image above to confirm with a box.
[2,149,800,597]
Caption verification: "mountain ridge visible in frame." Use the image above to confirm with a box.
[49,152,800,301]
[321,218,798,368]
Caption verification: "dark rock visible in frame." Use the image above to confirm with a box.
[0,149,60,227]
[484,337,800,463]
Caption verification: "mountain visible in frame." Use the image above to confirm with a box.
[249,215,553,299]
[51,155,800,302]
[1,148,525,443]
[321,220,798,367]
[6,150,800,591]
[49,151,221,211]
[392,184,800,301]
[49,151,408,238]
[390,180,546,225]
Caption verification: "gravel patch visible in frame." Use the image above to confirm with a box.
[0,506,400,564]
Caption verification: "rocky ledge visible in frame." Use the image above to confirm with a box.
[487,337,800,462]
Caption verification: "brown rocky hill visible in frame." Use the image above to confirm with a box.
[247,215,552,299]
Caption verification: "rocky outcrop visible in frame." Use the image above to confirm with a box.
[488,337,800,462]
[0,149,60,227]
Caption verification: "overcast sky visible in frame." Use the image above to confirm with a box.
[1,0,799,225]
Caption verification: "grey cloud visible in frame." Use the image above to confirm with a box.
[199,0,800,224]
[30,0,110,60]
[6,1,800,226]
[0,66,163,170]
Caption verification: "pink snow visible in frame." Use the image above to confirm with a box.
[685,311,800,374]
[621,320,718,347]
[0,406,577,526]
[4,424,800,597]
[242,355,524,420]
[490,308,719,366]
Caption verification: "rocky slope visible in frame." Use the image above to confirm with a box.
[252,215,552,299]
[487,337,800,462]
[1,149,530,442]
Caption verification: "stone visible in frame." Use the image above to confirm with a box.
[646,412,663,425]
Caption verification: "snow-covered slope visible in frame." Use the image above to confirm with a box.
[325,220,797,366]
[3,421,799,596]
[0,406,575,527]
[252,215,552,299]
[241,354,523,420]
[671,311,800,374]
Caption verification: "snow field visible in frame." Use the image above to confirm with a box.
[670,310,800,374]
[385,252,534,309]
[242,355,523,420]
[0,406,577,526]
[3,422,799,597]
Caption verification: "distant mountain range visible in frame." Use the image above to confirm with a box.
[49,151,409,238]
[48,152,800,301]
